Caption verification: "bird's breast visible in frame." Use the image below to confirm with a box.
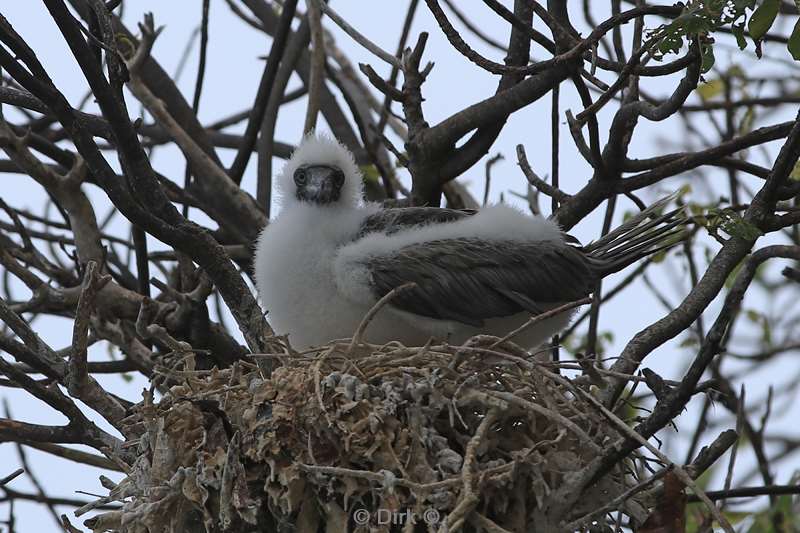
[253,208,372,347]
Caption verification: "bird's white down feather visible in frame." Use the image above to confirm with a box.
[255,133,575,349]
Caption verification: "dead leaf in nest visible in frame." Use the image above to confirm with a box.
[219,432,260,528]
[295,489,322,533]
[323,501,348,533]
[179,467,213,531]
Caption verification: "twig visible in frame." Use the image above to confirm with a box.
[135,297,192,353]
[222,0,265,32]
[122,17,265,238]
[570,386,736,533]
[490,297,591,348]
[443,0,507,53]
[722,385,745,501]
[564,467,668,530]
[0,488,120,510]
[482,152,503,206]
[303,0,325,134]
[67,260,111,397]
[486,390,600,453]
[227,0,299,184]
[515,145,570,203]
[688,484,800,502]
[316,0,401,68]
[171,26,200,84]
[348,282,417,353]
[0,469,24,486]
[3,400,62,528]
[17,442,120,471]
[313,345,336,427]
[61,515,83,533]
[374,0,419,141]
[125,13,164,73]
[182,0,211,218]
[440,407,498,532]
[359,63,403,101]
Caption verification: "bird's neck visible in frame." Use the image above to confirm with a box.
[276,202,369,246]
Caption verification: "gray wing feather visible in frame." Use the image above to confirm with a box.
[366,238,597,326]
[358,207,475,238]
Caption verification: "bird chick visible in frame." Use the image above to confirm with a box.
[254,134,684,350]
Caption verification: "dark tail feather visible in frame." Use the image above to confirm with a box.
[585,194,688,276]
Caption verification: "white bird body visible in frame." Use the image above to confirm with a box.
[254,201,381,348]
[256,199,572,349]
[254,134,683,350]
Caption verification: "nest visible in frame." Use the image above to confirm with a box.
[82,337,649,532]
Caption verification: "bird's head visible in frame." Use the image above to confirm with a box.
[277,133,363,209]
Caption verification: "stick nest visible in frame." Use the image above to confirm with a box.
[84,337,648,532]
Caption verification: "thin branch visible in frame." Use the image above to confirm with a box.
[227,0,299,184]
[67,260,111,398]
[3,401,62,528]
[688,484,800,502]
[303,0,325,134]
[490,298,591,348]
[316,0,401,68]
[0,469,24,487]
[515,144,570,202]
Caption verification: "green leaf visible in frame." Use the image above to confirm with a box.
[728,65,746,79]
[721,216,764,240]
[725,259,745,289]
[746,309,762,322]
[748,0,781,41]
[697,78,725,99]
[739,106,756,135]
[789,18,800,60]
[688,203,705,216]
[791,160,800,181]
[651,249,668,263]
[679,337,700,348]
[733,20,748,49]
[706,207,764,240]
[359,164,380,183]
[701,42,716,72]
[761,316,772,344]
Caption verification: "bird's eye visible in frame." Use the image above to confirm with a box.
[294,169,307,186]
[333,170,345,187]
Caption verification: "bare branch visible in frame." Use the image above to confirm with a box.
[316,0,401,68]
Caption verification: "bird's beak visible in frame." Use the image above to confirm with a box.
[300,165,343,204]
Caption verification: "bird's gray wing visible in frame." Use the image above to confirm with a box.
[357,207,475,238]
[365,238,597,327]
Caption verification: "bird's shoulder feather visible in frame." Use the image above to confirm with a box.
[356,206,475,239]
